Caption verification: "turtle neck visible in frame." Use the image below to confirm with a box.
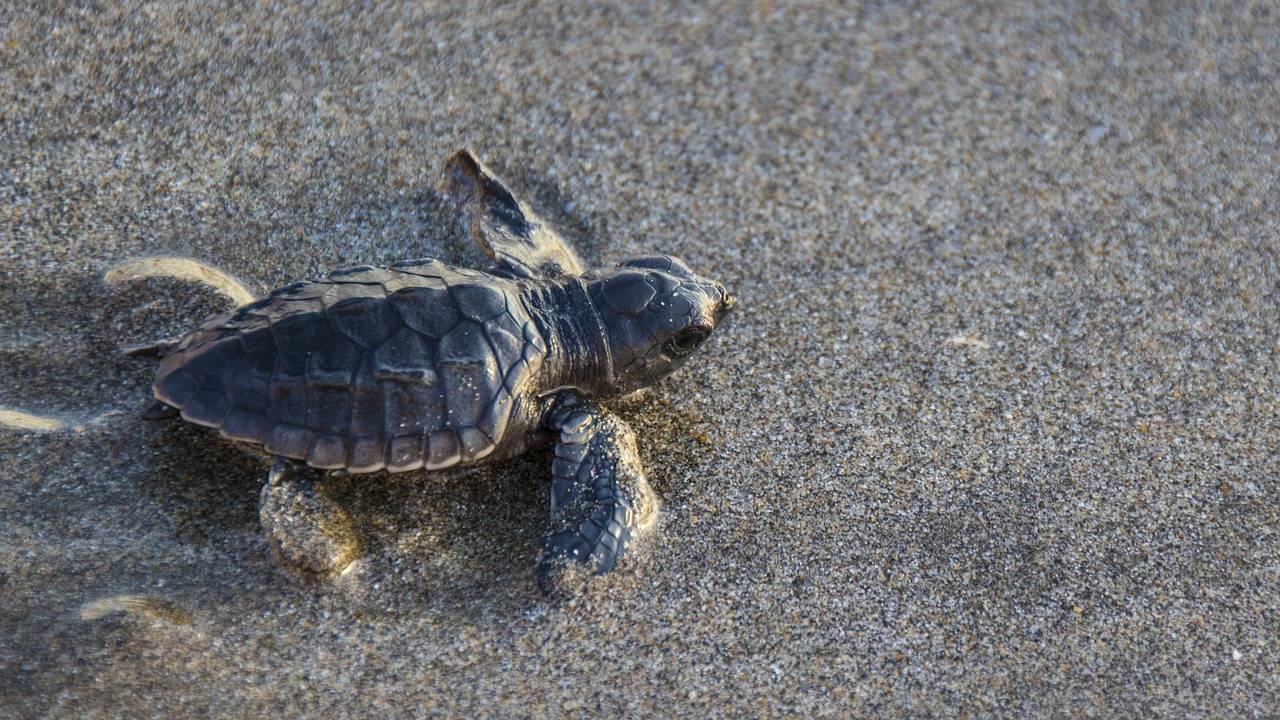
[523,277,613,395]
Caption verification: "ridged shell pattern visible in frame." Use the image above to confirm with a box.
[152,259,547,473]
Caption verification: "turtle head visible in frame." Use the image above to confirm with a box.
[585,254,735,394]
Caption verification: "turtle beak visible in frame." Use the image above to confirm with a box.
[714,284,736,321]
[718,281,736,309]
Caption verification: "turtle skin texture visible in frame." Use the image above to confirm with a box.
[153,259,546,474]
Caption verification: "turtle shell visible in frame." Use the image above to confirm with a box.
[153,259,547,473]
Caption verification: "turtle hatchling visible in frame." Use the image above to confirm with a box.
[136,151,735,593]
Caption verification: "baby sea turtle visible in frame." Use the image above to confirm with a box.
[138,151,734,593]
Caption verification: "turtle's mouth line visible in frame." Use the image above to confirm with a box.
[714,294,736,324]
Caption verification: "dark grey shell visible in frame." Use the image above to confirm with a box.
[152,259,547,473]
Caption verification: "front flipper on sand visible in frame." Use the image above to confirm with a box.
[259,460,363,578]
[438,149,586,280]
[537,397,657,597]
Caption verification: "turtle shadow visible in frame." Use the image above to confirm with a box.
[139,421,266,545]
[327,452,550,618]
[139,418,550,620]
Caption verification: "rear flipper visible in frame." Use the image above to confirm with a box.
[141,401,179,421]
[129,338,183,421]
[259,459,363,578]
[123,338,180,359]
[537,398,657,596]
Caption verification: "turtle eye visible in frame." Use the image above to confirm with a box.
[664,328,708,357]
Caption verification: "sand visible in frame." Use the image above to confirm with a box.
[2,1,1278,717]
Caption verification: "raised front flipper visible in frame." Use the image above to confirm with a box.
[438,150,586,280]
[537,398,657,595]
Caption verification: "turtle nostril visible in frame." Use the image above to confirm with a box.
[720,293,736,313]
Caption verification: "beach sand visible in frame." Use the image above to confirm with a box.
[2,2,1278,716]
